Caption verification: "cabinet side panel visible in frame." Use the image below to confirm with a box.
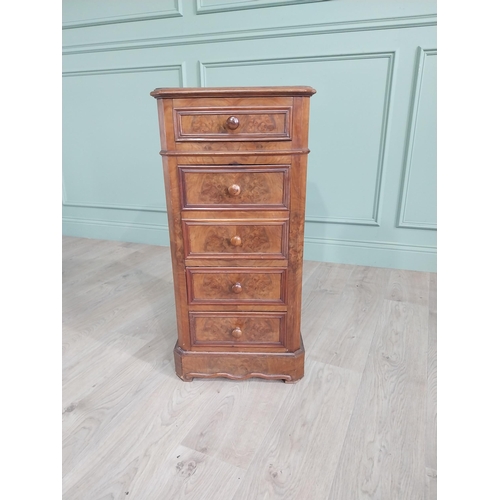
[292,95,311,151]
[286,97,311,351]
[158,98,191,350]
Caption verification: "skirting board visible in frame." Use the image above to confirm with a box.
[62,217,436,272]
[62,216,169,247]
[304,236,436,273]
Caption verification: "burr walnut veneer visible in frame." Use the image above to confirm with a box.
[151,86,315,382]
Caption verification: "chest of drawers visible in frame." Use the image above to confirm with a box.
[151,86,315,383]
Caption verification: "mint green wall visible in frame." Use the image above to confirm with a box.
[62,0,437,272]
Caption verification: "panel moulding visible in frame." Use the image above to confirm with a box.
[62,63,186,81]
[62,15,437,55]
[397,47,437,230]
[63,0,183,30]
[62,63,184,213]
[199,52,396,226]
[196,0,324,15]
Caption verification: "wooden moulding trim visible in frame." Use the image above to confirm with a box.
[185,372,292,381]
[173,106,292,142]
[186,267,287,305]
[178,164,290,211]
[182,219,289,260]
[173,337,305,382]
[151,86,316,98]
[176,336,304,356]
[184,258,289,267]
[159,149,310,156]
[189,311,286,348]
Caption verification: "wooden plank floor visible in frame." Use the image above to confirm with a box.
[62,236,437,500]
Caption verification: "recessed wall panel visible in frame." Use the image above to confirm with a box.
[202,54,393,225]
[399,49,437,229]
[62,66,183,211]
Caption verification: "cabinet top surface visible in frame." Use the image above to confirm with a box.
[150,86,316,99]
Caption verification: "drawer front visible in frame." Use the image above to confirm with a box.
[179,166,289,210]
[173,107,291,142]
[187,268,286,304]
[183,220,288,259]
[190,312,285,347]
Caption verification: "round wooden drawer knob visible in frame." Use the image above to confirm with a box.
[230,235,242,247]
[231,327,243,339]
[226,116,240,130]
[227,184,241,196]
[231,282,243,294]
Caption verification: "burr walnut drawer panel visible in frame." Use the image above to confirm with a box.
[182,220,288,259]
[190,312,286,347]
[173,107,292,142]
[179,165,290,210]
[186,267,286,305]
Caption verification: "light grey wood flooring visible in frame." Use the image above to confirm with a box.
[62,236,437,500]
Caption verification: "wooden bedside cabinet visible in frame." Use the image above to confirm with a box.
[151,86,315,383]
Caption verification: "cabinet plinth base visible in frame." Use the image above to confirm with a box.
[173,337,305,383]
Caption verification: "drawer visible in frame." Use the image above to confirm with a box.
[183,220,288,259]
[179,165,289,210]
[189,312,286,347]
[186,267,286,305]
[173,107,292,142]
